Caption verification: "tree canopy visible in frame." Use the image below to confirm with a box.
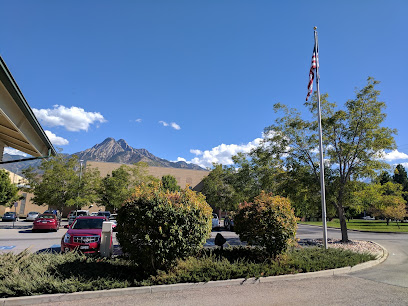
[257,77,396,241]
[0,169,21,207]
[22,154,100,211]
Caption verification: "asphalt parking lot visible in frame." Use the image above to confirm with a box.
[0,220,241,254]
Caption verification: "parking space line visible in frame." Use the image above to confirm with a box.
[0,246,16,250]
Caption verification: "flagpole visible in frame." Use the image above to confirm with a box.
[314,27,328,249]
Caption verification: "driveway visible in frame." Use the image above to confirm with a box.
[297,224,408,288]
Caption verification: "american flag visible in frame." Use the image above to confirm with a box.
[306,45,318,101]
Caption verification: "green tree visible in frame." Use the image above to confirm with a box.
[378,171,392,185]
[201,164,238,213]
[22,155,100,212]
[0,169,21,207]
[97,163,158,211]
[259,78,396,242]
[161,175,180,192]
[393,164,408,203]
[354,182,406,226]
[393,164,408,188]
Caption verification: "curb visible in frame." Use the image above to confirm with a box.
[0,243,388,306]
[298,223,408,234]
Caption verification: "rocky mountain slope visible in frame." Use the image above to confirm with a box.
[73,137,204,170]
[1,138,205,173]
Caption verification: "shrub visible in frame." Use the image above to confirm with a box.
[234,191,298,257]
[116,184,212,271]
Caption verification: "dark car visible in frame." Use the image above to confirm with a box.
[61,216,112,254]
[2,212,18,222]
[97,211,111,218]
[224,216,234,231]
[32,214,60,232]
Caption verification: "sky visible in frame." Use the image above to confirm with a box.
[1,1,407,169]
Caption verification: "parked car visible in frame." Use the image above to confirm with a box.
[68,210,89,226]
[212,213,220,229]
[2,212,18,222]
[61,216,112,254]
[43,210,61,222]
[90,212,98,216]
[224,216,235,231]
[109,214,117,232]
[97,211,111,218]
[32,214,60,232]
[26,212,40,221]
[362,216,375,220]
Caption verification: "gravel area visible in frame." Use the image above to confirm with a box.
[298,238,384,258]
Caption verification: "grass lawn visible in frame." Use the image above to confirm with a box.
[299,219,408,232]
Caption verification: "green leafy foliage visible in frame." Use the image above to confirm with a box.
[21,155,100,211]
[97,163,158,211]
[201,164,239,212]
[161,175,180,192]
[259,77,396,242]
[0,247,374,298]
[0,169,20,207]
[116,184,213,271]
[234,192,298,257]
[353,182,407,225]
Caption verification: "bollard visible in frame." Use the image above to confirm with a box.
[100,221,113,258]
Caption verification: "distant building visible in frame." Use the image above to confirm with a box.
[87,161,209,191]
[0,162,209,217]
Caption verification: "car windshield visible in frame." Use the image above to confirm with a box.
[72,218,104,229]
[29,212,38,215]
[38,215,55,219]
[4,212,14,216]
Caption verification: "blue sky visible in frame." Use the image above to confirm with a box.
[1,1,407,169]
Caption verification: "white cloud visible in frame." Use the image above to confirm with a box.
[45,130,69,145]
[33,105,106,132]
[182,138,263,169]
[190,149,202,155]
[380,150,408,161]
[159,120,181,130]
[174,157,188,163]
[170,122,181,130]
[4,148,28,157]
[135,118,142,123]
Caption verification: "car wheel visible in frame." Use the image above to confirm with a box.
[32,229,36,233]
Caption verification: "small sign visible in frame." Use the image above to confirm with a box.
[14,202,18,207]
[0,246,16,250]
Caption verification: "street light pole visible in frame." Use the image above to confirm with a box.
[77,160,84,211]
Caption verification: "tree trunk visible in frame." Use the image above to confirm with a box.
[337,206,349,242]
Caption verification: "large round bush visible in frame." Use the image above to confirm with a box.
[116,184,212,271]
[234,191,298,257]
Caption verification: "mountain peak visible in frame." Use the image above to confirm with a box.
[101,137,115,144]
[73,138,205,170]
[117,139,131,151]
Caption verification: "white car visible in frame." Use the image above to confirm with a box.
[362,216,375,220]
[212,213,220,229]
[26,212,40,221]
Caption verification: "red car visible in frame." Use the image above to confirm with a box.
[32,214,60,232]
[61,216,112,254]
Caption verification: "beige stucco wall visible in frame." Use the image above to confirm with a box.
[1,162,209,217]
[86,161,209,191]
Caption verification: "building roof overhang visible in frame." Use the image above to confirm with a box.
[0,56,56,157]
